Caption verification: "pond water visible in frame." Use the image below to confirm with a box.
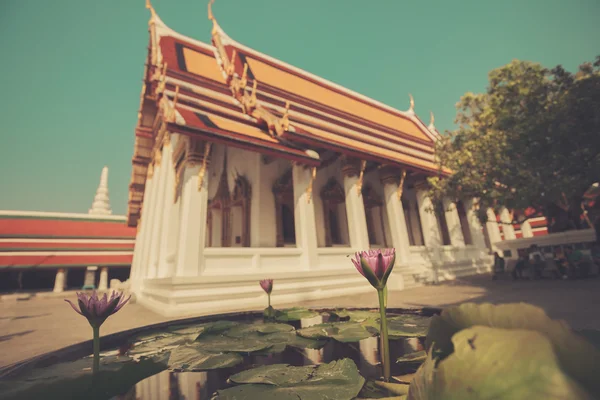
[0,308,435,400]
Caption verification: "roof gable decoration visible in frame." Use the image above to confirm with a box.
[206,1,438,144]
[208,0,294,138]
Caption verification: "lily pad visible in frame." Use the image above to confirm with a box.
[409,326,594,400]
[297,321,376,343]
[127,333,193,357]
[397,351,427,364]
[193,320,241,339]
[193,334,274,353]
[167,343,243,371]
[330,309,380,322]
[388,320,428,339]
[215,358,365,400]
[424,302,600,397]
[224,322,295,337]
[274,307,321,322]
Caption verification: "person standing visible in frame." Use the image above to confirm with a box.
[492,252,506,280]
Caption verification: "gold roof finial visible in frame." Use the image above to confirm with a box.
[409,94,415,113]
[208,0,218,34]
[430,111,435,126]
[145,0,157,20]
[240,63,248,89]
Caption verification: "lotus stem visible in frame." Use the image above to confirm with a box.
[268,293,271,308]
[377,288,391,382]
[92,325,100,374]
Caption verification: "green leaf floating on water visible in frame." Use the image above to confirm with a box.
[423,302,600,398]
[224,322,295,337]
[274,307,321,322]
[297,321,377,343]
[329,309,380,322]
[215,358,365,400]
[409,326,595,400]
[167,343,243,371]
[388,316,430,339]
[127,333,195,357]
[0,354,168,400]
[397,350,427,364]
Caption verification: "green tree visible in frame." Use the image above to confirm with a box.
[429,56,600,232]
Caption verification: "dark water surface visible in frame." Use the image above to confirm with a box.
[0,309,433,400]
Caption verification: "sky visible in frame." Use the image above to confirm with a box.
[0,0,598,216]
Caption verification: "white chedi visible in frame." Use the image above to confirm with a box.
[89,166,112,215]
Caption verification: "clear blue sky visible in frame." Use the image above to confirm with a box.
[1,0,598,215]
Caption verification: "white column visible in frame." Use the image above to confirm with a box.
[443,198,466,247]
[139,161,162,281]
[465,198,488,251]
[342,172,370,251]
[486,208,503,250]
[416,189,441,248]
[292,164,319,269]
[521,220,534,238]
[98,267,108,290]
[53,268,66,293]
[147,146,170,279]
[157,142,177,278]
[381,183,411,261]
[379,167,411,291]
[83,266,97,289]
[416,189,442,279]
[499,207,516,240]
[175,162,210,277]
[129,167,156,293]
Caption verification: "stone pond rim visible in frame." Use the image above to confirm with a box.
[0,306,441,380]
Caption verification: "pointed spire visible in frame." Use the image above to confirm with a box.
[89,166,112,215]
[428,111,436,131]
[208,0,219,34]
[145,0,157,22]
[407,94,415,114]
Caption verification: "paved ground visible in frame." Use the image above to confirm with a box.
[1,273,599,367]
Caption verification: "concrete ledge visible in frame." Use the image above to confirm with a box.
[138,270,373,317]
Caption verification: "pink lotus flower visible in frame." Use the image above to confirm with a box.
[351,248,396,290]
[65,290,130,374]
[260,279,273,295]
[65,290,130,328]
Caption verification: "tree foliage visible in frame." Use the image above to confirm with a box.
[429,56,600,231]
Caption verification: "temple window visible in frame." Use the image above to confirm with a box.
[230,176,251,247]
[273,170,296,247]
[362,184,388,248]
[435,202,452,246]
[456,200,473,245]
[207,149,252,247]
[320,178,350,247]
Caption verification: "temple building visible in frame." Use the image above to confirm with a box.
[0,167,136,293]
[126,2,501,316]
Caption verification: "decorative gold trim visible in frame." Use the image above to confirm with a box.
[155,63,168,96]
[154,146,162,166]
[147,162,154,179]
[307,166,317,203]
[198,142,213,190]
[208,2,291,138]
[397,169,407,200]
[166,85,180,123]
[146,0,158,66]
[356,160,367,195]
